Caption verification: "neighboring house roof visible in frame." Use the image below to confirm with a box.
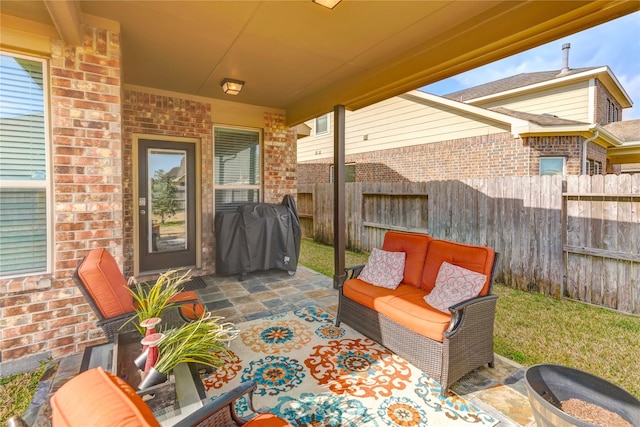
[490,107,587,127]
[439,66,633,109]
[444,68,597,102]
[603,119,640,143]
[604,119,640,164]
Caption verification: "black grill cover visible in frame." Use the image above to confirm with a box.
[215,195,301,277]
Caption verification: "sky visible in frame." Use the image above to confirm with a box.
[421,12,640,120]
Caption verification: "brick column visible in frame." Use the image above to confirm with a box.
[263,112,297,203]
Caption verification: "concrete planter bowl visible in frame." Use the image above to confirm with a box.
[524,364,640,427]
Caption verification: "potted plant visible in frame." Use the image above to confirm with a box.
[125,268,193,335]
[138,314,238,390]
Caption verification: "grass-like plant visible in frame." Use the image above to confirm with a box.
[153,314,239,375]
[125,268,193,335]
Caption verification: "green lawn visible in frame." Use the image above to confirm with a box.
[0,362,48,424]
[300,237,640,398]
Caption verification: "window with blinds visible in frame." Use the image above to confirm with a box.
[214,127,260,212]
[0,53,48,276]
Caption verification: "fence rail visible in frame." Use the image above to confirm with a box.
[298,174,640,315]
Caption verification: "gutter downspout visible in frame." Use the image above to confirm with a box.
[582,130,599,174]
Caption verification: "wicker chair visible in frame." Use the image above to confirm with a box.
[7,367,292,427]
[72,248,206,341]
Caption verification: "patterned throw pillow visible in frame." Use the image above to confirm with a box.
[424,261,487,313]
[358,248,406,290]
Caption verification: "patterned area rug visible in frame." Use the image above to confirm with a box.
[201,306,499,427]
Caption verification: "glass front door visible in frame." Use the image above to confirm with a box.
[138,139,196,272]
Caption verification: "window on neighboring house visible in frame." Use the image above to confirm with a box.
[606,98,619,124]
[315,114,330,135]
[330,163,356,183]
[539,157,565,176]
[214,127,261,212]
[587,159,602,175]
[0,52,49,277]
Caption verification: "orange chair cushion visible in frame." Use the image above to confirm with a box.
[244,413,294,427]
[169,291,207,320]
[343,280,451,341]
[78,248,205,321]
[50,367,159,427]
[421,239,495,295]
[381,231,432,288]
[343,278,402,310]
[77,248,134,318]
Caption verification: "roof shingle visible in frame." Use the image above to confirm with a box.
[490,107,588,126]
[442,67,598,102]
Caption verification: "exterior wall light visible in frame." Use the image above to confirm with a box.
[221,78,244,95]
[312,0,341,9]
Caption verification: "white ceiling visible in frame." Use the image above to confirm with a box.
[1,0,638,125]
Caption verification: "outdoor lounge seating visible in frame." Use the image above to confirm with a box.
[45,367,292,427]
[336,231,498,396]
[72,248,206,341]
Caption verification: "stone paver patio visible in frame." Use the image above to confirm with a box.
[22,266,536,426]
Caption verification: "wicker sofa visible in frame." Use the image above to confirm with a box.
[336,231,498,396]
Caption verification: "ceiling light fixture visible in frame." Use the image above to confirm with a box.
[312,0,341,10]
[221,78,244,95]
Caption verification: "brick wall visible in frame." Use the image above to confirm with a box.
[525,135,583,175]
[299,132,531,183]
[594,78,623,125]
[0,24,123,374]
[297,132,601,184]
[586,141,608,174]
[122,91,214,275]
[297,163,332,184]
[263,112,297,202]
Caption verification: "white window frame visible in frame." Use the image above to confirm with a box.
[314,114,330,136]
[539,157,566,176]
[592,160,601,175]
[330,163,356,183]
[0,51,52,278]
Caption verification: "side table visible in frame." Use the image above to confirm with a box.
[80,335,207,426]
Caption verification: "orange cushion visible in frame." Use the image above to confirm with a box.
[381,231,432,288]
[343,278,402,309]
[378,288,452,342]
[170,291,206,320]
[421,239,495,295]
[51,367,159,427]
[244,413,294,427]
[77,248,134,318]
[344,281,451,342]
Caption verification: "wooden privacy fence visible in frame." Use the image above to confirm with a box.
[298,174,640,315]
